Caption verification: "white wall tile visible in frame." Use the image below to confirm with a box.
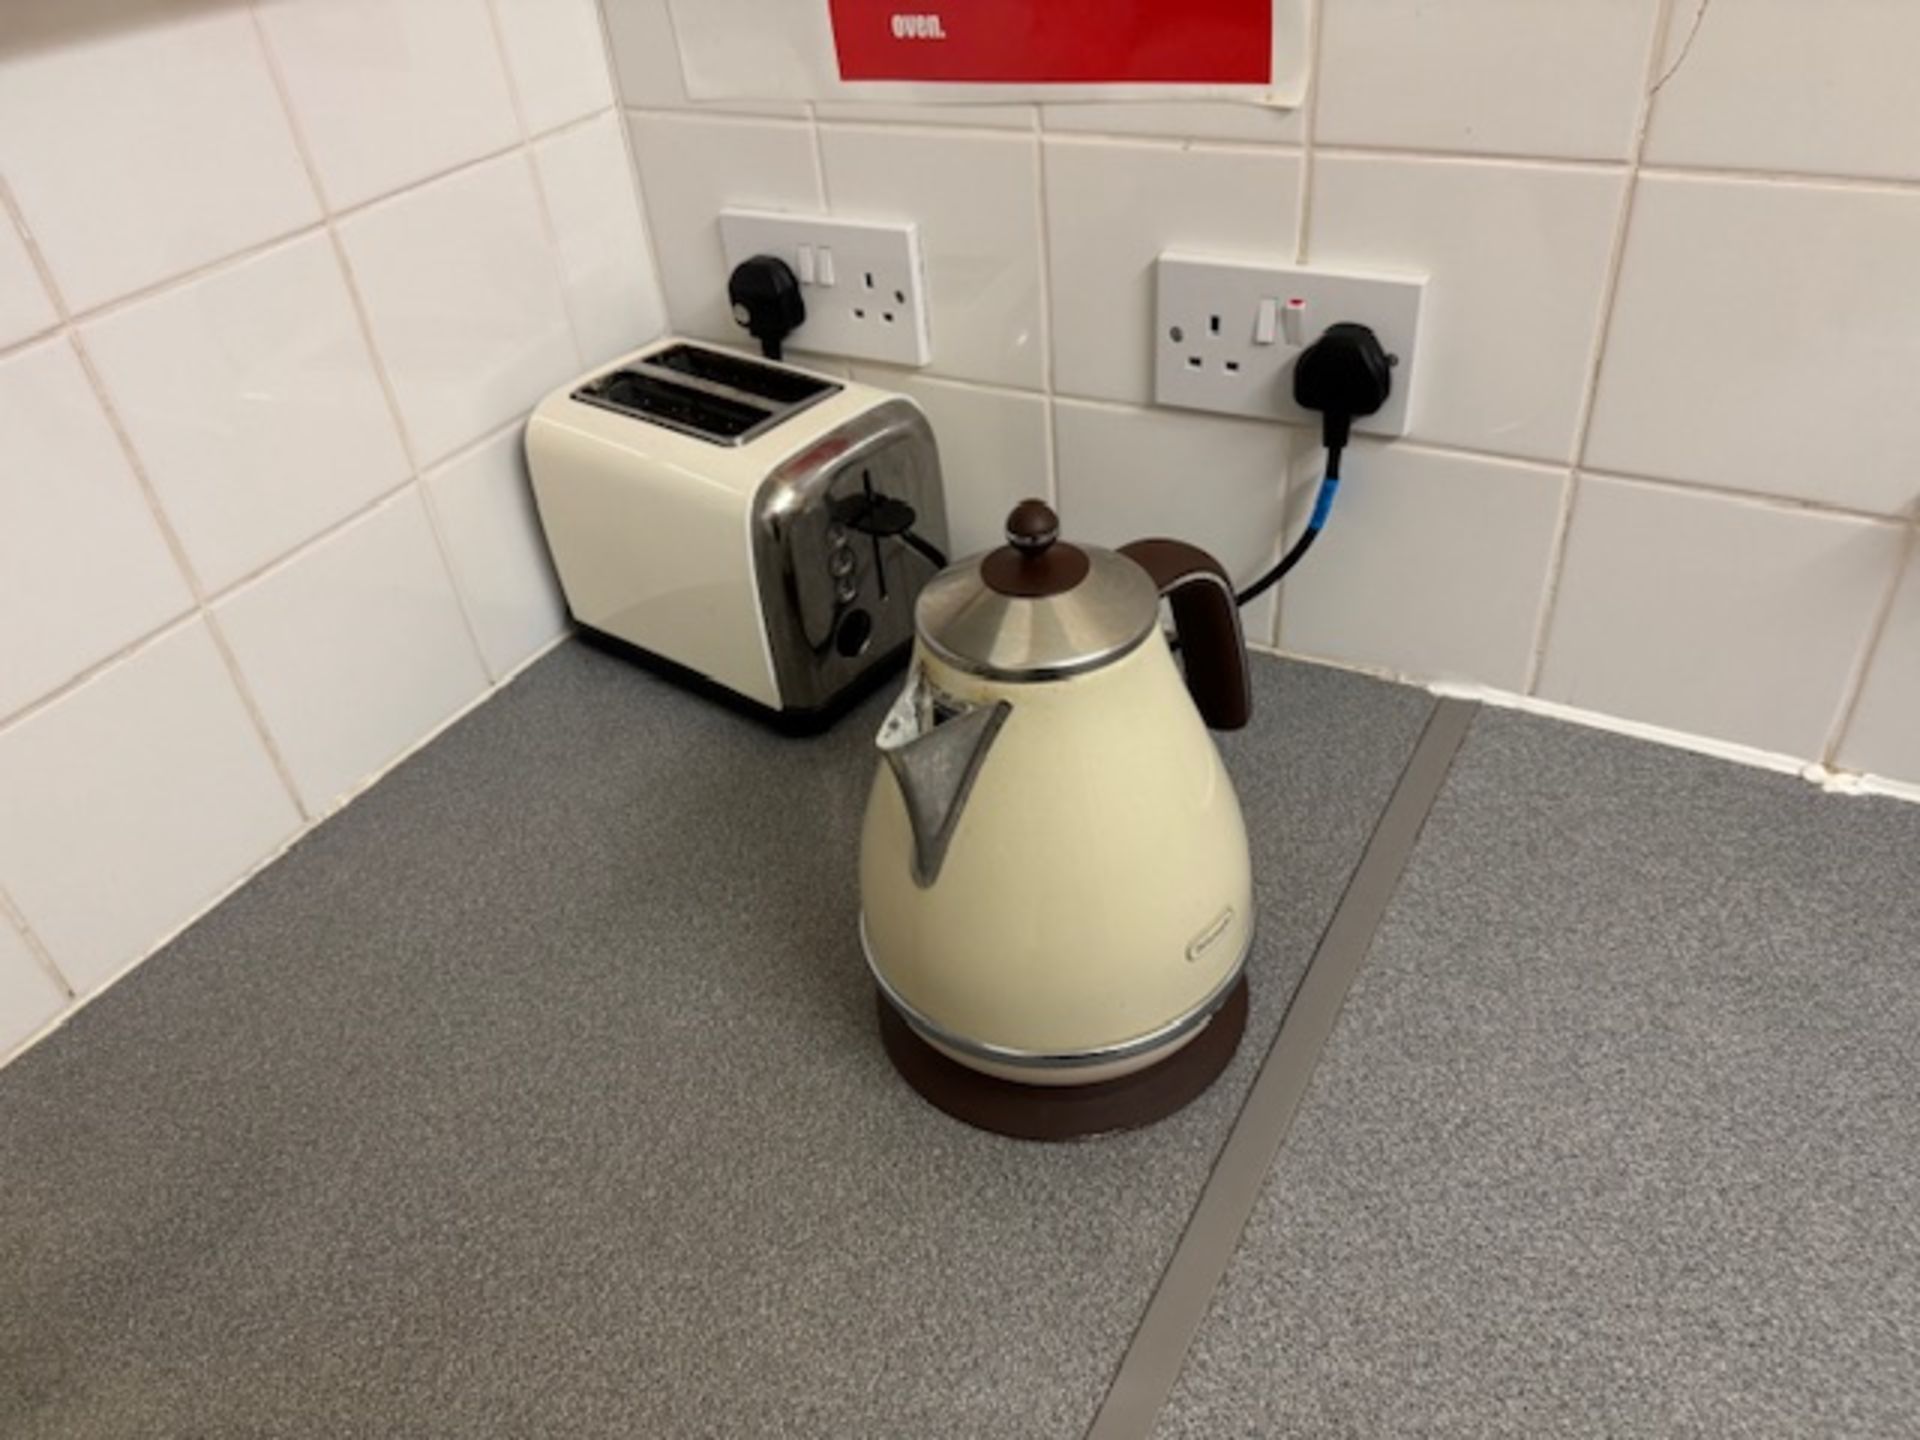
[0,2,317,312]
[1586,175,1920,516]
[1645,0,1920,183]
[423,428,568,678]
[626,113,822,341]
[1316,0,1659,161]
[1044,139,1300,406]
[1538,476,1905,758]
[1278,441,1566,691]
[1053,399,1294,641]
[258,0,521,210]
[0,212,58,349]
[0,338,193,719]
[0,913,66,1059]
[215,490,487,813]
[1311,154,1624,464]
[81,234,411,593]
[338,154,577,464]
[850,367,1049,558]
[820,126,1044,389]
[0,620,301,996]
[534,115,667,367]
[1042,101,1301,146]
[601,0,807,117]
[1837,544,1920,785]
[491,0,615,136]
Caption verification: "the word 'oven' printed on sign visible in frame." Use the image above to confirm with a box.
[828,0,1274,85]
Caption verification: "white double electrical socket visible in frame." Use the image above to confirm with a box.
[720,208,931,367]
[1154,253,1426,435]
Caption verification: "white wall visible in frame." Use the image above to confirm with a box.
[609,0,1920,787]
[0,0,666,1059]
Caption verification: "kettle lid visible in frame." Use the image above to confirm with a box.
[913,500,1161,680]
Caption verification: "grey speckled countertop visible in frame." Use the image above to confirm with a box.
[11,641,1919,1438]
[0,643,1434,1439]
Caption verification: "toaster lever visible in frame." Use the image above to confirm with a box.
[836,493,947,573]
[834,493,915,538]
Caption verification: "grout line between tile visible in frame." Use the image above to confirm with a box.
[0,610,198,734]
[1084,696,1479,1440]
[1819,520,1918,765]
[1,117,599,358]
[1039,130,1305,161]
[247,1,494,688]
[621,104,813,132]
[1,221,326,355]
[0,881,74,1003]
[213,476,420,603]
[311,140,528,225]
[1634,161,1920,196]
[1265,0,1325,647]
[818,114,1055,144]
[66,313,322,824]
[1573,465,1911,525]
[593,8,673,324]
[1018,389,1905,526]
[0,413,550,739]
[0,174,70,325]
[807,102,832,208]
[525,103,620,147]
[1521,0,1683,696]
[1313,140,1632,174]
[476,3,592,666]
[1292,0,1324,266]
[1033,113,1060,507]
[1265,425,1324,648]
[484,0,591,371]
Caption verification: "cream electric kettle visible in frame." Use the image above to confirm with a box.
[859,500,1255,1133]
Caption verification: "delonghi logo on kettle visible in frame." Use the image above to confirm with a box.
[1186,908,1236,963]
[890,12,947,40]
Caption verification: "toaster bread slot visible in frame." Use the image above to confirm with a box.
[574,370,773,442]
[646,344,836,406]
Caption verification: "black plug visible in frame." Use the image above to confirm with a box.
[1293,321,1393,466]
[728,255,805,360]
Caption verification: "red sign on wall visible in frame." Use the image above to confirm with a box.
[829,0,1272,85]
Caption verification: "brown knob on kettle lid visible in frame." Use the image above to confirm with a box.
[1005,499,1059,552]
[982,499,1089,597]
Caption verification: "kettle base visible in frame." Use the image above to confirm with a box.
[875,978,1248,1142]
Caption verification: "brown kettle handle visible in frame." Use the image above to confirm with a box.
[1118,539,1252,731]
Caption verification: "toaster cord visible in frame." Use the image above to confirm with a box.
[899,529,947,570]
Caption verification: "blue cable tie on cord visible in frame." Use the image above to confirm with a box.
[1309,473,1341,531]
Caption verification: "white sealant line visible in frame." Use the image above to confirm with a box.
[1428,679,1920,806]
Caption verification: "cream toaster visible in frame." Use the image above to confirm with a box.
[526,340,948,726]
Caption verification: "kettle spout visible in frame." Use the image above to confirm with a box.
[876,669,1011,888]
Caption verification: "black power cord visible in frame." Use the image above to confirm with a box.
[1234,321,1395,608]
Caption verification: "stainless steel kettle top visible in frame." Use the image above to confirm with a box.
[912,501,1162,682]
